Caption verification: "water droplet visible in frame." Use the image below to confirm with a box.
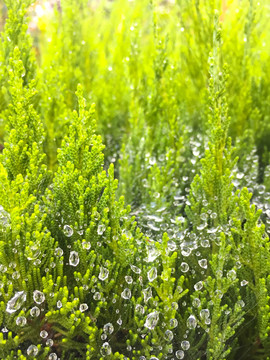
[103,323,114,334]
[169,318,178,328]
[192,298,201,307]
[187,314,197,329]
[63,225,73,237]
[97,224,106,235]
[6,291,27,313]
[16,316,27,326]
[26,244,41,261]
[40,330,48,338]
[0,206,10,227]
[181,262,189,272]
[167,240,177,251]
[194,281,203,291]
[215,289,223,299]
[101,333,107,340]
[227,269,236,281]
[79,303,88,312]
[130,264,141,274]
[135,304,145,314]
[145,245,160,262]
[181,340,190,350]
[147,267,157,282]
[27,345,39,356]
[198,259,207,269]
[144,311,159,330]
[125,276,133,284]
[46,339,54,347]
[12,271,20,280]
[100,342,112,356]
[181,246,191,257]
[54,247,63,257]
[69,251,80,266]
[82,240,91,250]
[201,239,210,247]
[57,300,62,309]
[30,306,40,317]
[99,267,109,281]
[237,299,245,308]
[176,350,184,359]
[142,287,152,303]
[164,329,173,341]
[93,292,101,300]
[200,309,210,323]
[33,290,45,304]
[48,353,57,360]
[121,288,131,300]
[241,280,248,286]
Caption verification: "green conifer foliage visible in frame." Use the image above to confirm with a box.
[185,10,270,360]
[0,0,270,359]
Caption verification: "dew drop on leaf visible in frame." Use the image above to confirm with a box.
[125,275,133,284]
[192,298,201,307]
[200,309,210,322]
[169,318,178,328]
[16,316,27,326]
[194,281,203,291]
[33,290,45,304]
[144,311,159,330]
[82,240,91,250]
[227,269,236,280]
[103,322,114,334]
[181,262,189,272]
[93,292,101,300]
[27,345,39,356]
[187,314,197,329]
[99,267,109,281]
[181,246,191,257]
[121,288,131,299]
[198,259,207,269]
[100,342,112,356]
[147,267,157,281]
[79,303,88,312]
[176,349,185,359]
[167,240,177,251]
[54,247,63,257]
[30,306,40,317]
[48,353,58,360]
[135,304,145,314]
[164,329,174,341]
[130,264,141,274]
[69,251,80,266]
[6,291,27,313]
[46,339,54,347]
[63,224,73,237]
[142,287,152,303]
[97,224,106,235]
[181,340,190,350]
[40,330,48,338]
[145,245,160,262]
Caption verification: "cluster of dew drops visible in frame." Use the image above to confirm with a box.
[1,141,269,358]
